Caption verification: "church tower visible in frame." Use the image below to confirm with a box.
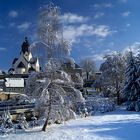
[21,37,33,62]
[9,37,40,74]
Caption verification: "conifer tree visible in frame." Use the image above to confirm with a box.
[0,110,14,134]
[122,51,140,111]
[17,113,29,130]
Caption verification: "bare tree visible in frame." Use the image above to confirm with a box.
[80,58,96,80]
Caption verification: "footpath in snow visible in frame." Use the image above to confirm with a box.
[1,107,140,140]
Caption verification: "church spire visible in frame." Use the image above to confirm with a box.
[21,37,30,54]
[25,36,28,42]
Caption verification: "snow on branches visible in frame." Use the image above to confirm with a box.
[99,52,126,105]
[25,69,85,128]
[38,2,71,66]
[122,51,140,111]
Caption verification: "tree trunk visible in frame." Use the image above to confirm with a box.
[117,91,120,105]
[7,94,10,100]
[86,72,89,80]
[42,116,50,131]
[115,80,120,105]
[42,91,52,131]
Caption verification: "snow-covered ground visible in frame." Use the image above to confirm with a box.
[1,107,140,140]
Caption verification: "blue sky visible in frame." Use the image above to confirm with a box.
[0,0,140,70]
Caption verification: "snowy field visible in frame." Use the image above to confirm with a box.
[1,107,140,140]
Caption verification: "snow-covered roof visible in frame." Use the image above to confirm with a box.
[12,58,18,64]
[0,92,23,95]
[29,57,37,64]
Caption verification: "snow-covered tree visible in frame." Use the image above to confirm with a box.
[2,110,13,128]
[30,112,38,127]
[0,110,14,134]
[38,2,71,66]
[25,56,84,131]
[17,113,29,130]
[25,2,85,132]
[80,58,96,80]
[99,52,126,105]
[25,68,85,131]
[122,51,140,111]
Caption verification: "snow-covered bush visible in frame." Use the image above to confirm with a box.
[29,113,38,127]
[83,95,115,114]
[16,113,29,130]
[71,73,83,89]
[0,110,14,135]
[11,94,31,105]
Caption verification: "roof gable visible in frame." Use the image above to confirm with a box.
[12,58,18,64]
[17,62,26,68]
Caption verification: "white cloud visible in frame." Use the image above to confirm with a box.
[92,54,104,61]
[61,13,115,44]
[17,22,31,31]
[0,47,7,51]
[94,3,113,8]
[63,24,116,44]
[122,11,131,17]
[9,10,18,18]
[61,13,88,24]
[123,42,140,55]
[92,50,118,61]
[93,25,115,37]
[94,12,104,19]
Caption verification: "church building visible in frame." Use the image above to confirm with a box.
[8,37,40,74]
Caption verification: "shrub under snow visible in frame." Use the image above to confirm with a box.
[77,95,116,115]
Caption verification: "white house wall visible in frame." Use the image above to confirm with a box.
[15,68,26,74]
[5,78,24,87]
[12,46,40,74]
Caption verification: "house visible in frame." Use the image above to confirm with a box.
[61,62,82,76]
[3,37,83,93]
[8,37,40,74]
[0,74,29,93]
[4,37,41,93]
